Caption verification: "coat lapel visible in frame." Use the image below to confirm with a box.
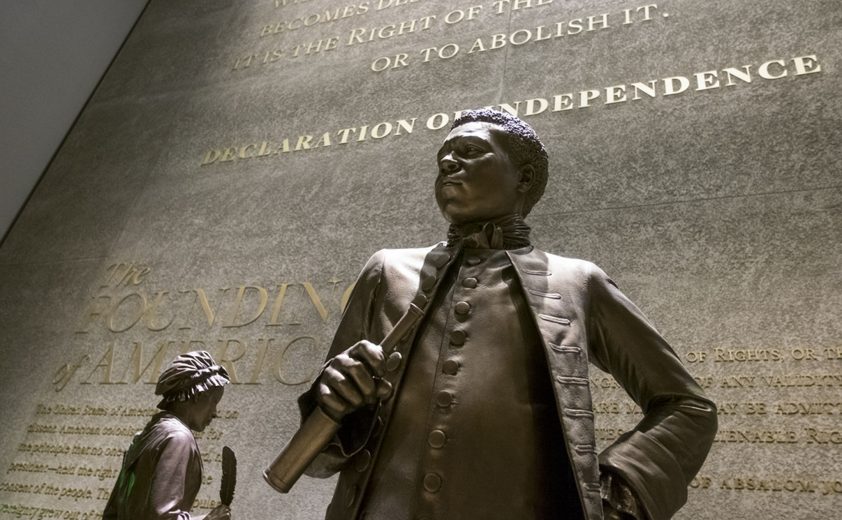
[507,247,604,520]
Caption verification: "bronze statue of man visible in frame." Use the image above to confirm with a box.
[103,351,233,520]
[298,108,717,520]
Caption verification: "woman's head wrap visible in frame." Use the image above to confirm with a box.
[155,351,230,409]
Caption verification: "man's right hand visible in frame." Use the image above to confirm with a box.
[316,340,392,421]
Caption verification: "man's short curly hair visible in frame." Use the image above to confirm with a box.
[451,108,549,217]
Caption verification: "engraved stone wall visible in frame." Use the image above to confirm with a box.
[0,1,839,518]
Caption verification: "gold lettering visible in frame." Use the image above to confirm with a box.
[238,143,257,159]
[341,282,356,312]
[295,135,313,150]
[370,122,393,139]
[694,70,721,91]
[394,118,417,135]
[274,336,319,385]
[121,341,170,384]
[182,288,227,328]
[604,85,627,104]
[552,93,574,111]
[315,132,331,147]
[267,283,291,326]
[220,147,237,162]
[247,338,273,384]
[107,293,147,333]
[587,13,610,31]
[567,19,583,35]
[336,127,356,144]
[793,54,821,76]
[257,141,273,157]
[76,295,112,333]
[822,347,842,359]
[579,89,600,107]
[218,339,247,384]
[223,286,269,328]
[82,345,118,384]
[758,59,788,80]
[302,282,330,322]
[52,355,89,392]
[663,76,690,96]
[714,347,784,362]
[468,37,486,53]
[535,24,552,41]
[804,428,842,444]
[631,80,657,100]
[524,98,548,115]
[720,476,818,493]
[143,290,175,331]
[723,65,752,86]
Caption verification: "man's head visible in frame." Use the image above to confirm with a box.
[435,108,548,224]
[155,351,230,431]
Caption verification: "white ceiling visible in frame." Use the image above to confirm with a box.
[0,0,148,243]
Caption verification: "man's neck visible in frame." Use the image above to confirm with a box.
[447,214,531,249]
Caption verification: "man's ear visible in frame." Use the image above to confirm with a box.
[517,164,535,193]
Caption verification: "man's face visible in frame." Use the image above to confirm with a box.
[191,387,224,432]
[435,122,524,224]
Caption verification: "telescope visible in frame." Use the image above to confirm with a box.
[263,303,424,493]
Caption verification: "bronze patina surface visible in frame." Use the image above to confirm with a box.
[296,109,717,520]
[103,351,233,520]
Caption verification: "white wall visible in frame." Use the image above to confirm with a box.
[0,0,148,242]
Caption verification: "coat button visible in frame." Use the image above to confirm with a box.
[430,251,452,268]
[386,352,402,372]
[421,275,437,291]
[454,301,471,315]
[462,277,478,288]
[378,383,394,401]
[423,473,443,492]
[354,450,372,472]
[466,256,482,265]
[412,293,428,308]
[442,359,460,375]
[428,429,447,448]
[435,391,453,407]
[450,330,467,346]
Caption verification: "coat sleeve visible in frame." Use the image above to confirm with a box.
[299,250,386,477]
[585,264,717,520]
[102,443,134,519]
[102,472,121,519]
[146,432,202,520]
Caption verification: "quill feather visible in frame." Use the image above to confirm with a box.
[220,446,237,506]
